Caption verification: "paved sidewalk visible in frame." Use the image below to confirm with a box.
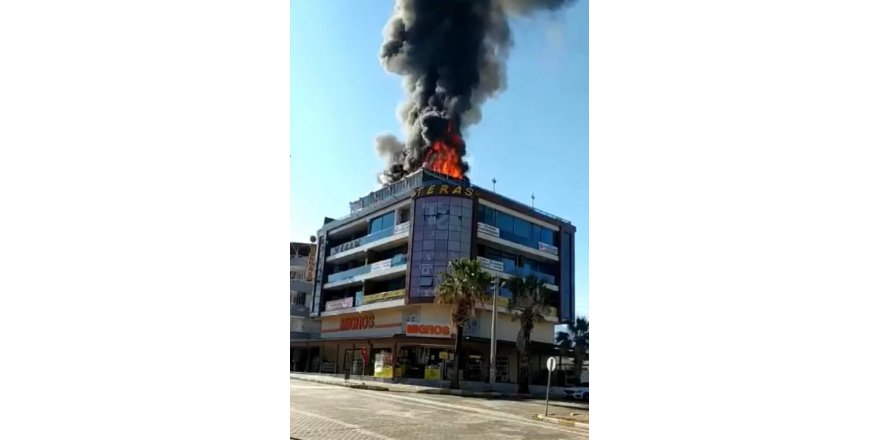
[290,372,588,410]
[535,413,590,429]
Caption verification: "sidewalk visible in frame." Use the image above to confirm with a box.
[535,412,589,429]
[290,372,588,410]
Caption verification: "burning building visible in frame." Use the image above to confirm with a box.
[292,169,576,386]
[375,0,577,184]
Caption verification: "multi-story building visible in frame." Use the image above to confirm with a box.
[290,241,320,371]
[293,169,576,383]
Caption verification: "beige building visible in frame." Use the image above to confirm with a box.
[292,170,576,385]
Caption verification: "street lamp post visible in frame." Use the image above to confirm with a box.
[489,276,499,391]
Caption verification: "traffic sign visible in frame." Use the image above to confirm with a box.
[546,357,557,371]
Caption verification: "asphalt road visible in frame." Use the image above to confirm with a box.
[291,379,588,440]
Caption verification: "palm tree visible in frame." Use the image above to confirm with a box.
[555,316,588,386]
[506,275,551,394]
[434,258,492,390]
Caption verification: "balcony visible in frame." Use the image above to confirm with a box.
[321,288,406,316]
[476,222,559,262]
[327,264,371,284]
[477,256,558,291]
[290,278,311,293]
[290,304,310,317]
[290,255,309,269]
[327,222,410,262]
[324,254,408,289]
[362,288,405,305]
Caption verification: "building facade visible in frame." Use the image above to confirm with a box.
[293,170,576,384]
[290,241,320,371]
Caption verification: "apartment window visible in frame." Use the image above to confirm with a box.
[291,291,307,307]
[478,204,496,225]
[513,217,532,241]
[399,208,410,224]
[497,211,513,233]
[369,211,395,234]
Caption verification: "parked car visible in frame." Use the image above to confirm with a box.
[563,383,589,401]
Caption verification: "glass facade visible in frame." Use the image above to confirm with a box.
[369,211,395,234]
[408,196,474,298]
[477,204,558,249]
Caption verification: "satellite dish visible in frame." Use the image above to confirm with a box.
[309,235,317,243]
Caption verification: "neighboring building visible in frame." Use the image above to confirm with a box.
[290,241,320,371]
[293,169,576,383]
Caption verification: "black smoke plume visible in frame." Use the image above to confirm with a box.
[375,0,577,184]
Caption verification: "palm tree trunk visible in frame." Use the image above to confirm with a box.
[451,323,464,390]
[517,331,531,394]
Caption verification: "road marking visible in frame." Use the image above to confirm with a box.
[290,407,397,440]
[344,388,585,435]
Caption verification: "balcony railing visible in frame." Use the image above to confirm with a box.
[326,265,371,284]
[476,223,559,256]
[326,254,408,284]
[477,256,556,285]
[290,304,309,317]
[362,288,405,305]
[329,222,409,257]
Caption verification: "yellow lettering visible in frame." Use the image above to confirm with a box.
[451,186,462,195]
[439,185,449,194]
[426,185,436,195]
[464,188,474,197]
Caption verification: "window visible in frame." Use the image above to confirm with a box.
[513,217,531,240]
[479,205,496,226]
[369,212,394,234]
[292,291,307,306]
[399,208,410,223]
[498,212,513,233]
[501,254,517,273]
[541,227,554,245]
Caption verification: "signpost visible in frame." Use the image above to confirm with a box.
[545,357,557,417]
[361,349,367,382]
[489,276,499,391]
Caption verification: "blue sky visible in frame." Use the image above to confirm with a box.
[291,0,588,318]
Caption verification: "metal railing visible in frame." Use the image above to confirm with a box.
[326,254,408,284]
[328,222,410,256]
[478,256,556,285]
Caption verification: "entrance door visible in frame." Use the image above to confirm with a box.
[343,349,366,376]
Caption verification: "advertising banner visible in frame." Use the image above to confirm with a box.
[477,256,503,272]
[538,242,559,256]
[370,258,392,271]
[325,296,353,311]
[477,222,501,237]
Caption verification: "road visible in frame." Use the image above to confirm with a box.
[291,379,588,440]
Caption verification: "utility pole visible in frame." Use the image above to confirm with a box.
[489,276,499,391]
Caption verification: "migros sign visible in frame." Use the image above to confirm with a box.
[340,314,374,331]
[413,184,475,199]
[405,323,452,338]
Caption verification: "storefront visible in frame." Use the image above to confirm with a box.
[299,304,561,384]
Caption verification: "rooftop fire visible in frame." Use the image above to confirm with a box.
[374,0,577,186]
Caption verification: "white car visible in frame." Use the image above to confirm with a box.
[563,384,589,401]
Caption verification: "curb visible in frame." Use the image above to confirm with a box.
[290,375,582,406]
[534,414,589,429]
[291,375,390,392]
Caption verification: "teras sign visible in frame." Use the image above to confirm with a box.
[413,184,475,199]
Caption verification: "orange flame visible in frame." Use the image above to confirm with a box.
[424,120,464,179]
